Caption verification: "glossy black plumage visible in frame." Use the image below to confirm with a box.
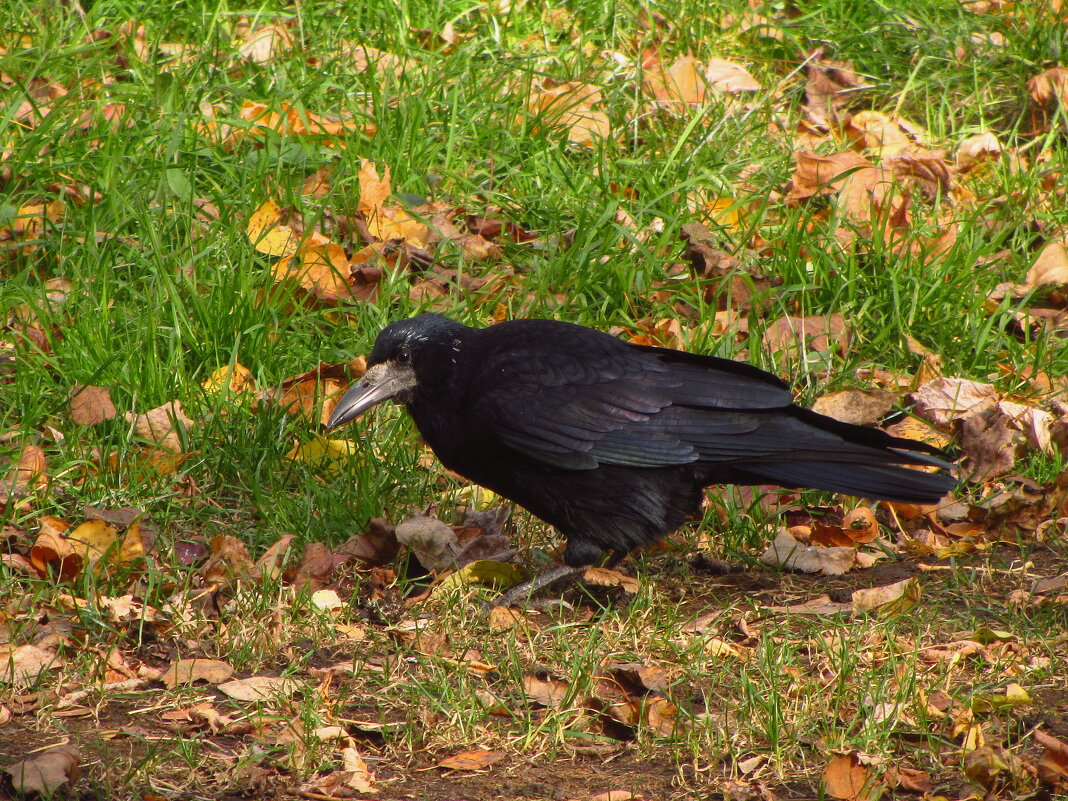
[328,314,955,568]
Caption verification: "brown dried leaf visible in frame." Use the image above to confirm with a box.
[69,385,117,425]
[822,752,879,801]
[201,534,254,588]
[161,658,234,688]
[582,566,640,593]
[288,541,342,589]
[804,56,869,128]
[762,313,849,357]
[335,517,400,566]
[786,151,873,203]
[527,79,612,146]
[910,377,997,427]
[760,528,856,575]
[217,675,299,702]
[236,24,293,64]
[395,515,459,571]
[0,643,62,687]
[523,673,570,707]
[1,445,48,501]
[1034,728,1068,786]
[1026,239,1068,289]
[3,743,79,796]
[29,516,82,580]
[124,400,193,453]
[1027,67,1068,108]
[885,765,932,793]
[645,696,678,737]
[958,400,1052,480]
[851,577,920,615]
[844,110,923,157]
[811,389,895,426]
[703,58,761,93]
[643,53,706,107]
[253,534,296,581]
[956,132,1003,172]
[437,748,506,771]
[843,507,879,543]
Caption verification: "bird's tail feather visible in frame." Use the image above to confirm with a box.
[733,459,954,504]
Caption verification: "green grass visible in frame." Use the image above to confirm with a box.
[1,0,1067,798]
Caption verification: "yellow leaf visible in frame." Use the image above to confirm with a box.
[285,436,359,476]
[67,520,118,568]
[246,197,298,256]
[202,362,253,395]
[433,560,526,594]
[703,197,742,233]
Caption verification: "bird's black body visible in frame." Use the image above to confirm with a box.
[329,314,955,567]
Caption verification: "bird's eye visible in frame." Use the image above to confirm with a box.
[397,348,411,364]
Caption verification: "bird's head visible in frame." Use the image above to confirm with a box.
[326,314,466,430]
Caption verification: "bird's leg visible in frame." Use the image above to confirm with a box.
[487,564,587,610]
[485,549,631,610]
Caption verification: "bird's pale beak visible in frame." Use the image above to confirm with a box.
[326,361,417,429]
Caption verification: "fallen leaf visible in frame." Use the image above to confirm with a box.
[202,362,254,395]
[285,436,358,476]
[246,196,298,256]
[958,400,1052,479]
[217,675,299,701]
[910,377,997,427]
[335,517,399,566]
[1025,239,1068,289]
[645,696,678,737]
[69,385,117,425]
[962,745,1013,789]
[1034,728,1068,786]
[433,560,525,594]
[822,752,880,801]
[253,534,296,580]
[340,746,377,792]
[3,743,79,795]
[786,150,873,203]
[1,445,48,509]
[703,58,761,93]
[358,159,391,215]
[395,515,459,571]
[526,79,612,146]
[760,528,856,575]
[582,566,640,593]
[523,673,570,707]
[0,643,62,687]
[201,534,254,588]
[236,23,293,64]
[851,577,920,616]
[437,748,506,771]
[124,400,193,454]
[161,658,234,688]
[804,55,869,128]
[956,132,1002,172]
[844,110,922,157]
[811,389,895,426]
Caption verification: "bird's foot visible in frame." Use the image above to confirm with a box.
[483,565,586,611]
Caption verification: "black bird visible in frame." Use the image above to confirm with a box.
[327,314,954,598]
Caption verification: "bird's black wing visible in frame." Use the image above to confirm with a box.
[471,338,795,471]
